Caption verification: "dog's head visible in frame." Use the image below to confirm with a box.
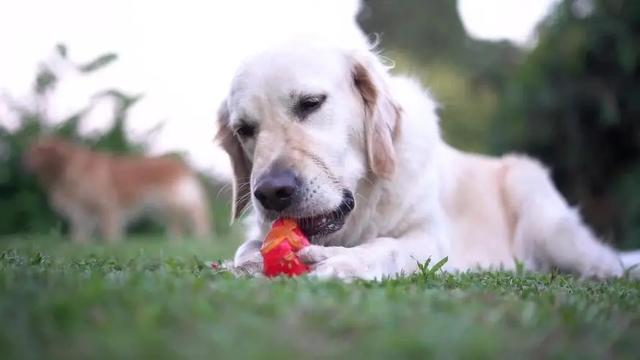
[216,43,401,240]
[23,136,73,186]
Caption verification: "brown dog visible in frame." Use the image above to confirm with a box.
[24,136,211,242]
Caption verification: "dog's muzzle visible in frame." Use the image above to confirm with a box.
[297,189,355,239]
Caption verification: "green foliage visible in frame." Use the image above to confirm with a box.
[491,0,640,248]
[78,53,118,73]
[89,90,146,154]
[1,237,639,359]
[389,53,500,152]
[0,115,59,235]
[0,46,231,237]
[416,256,448,280]
[358,0,468,64]
[0,107,148,236]
[359,0,522,153]
[361,0,640,248]
[0,47,150,236]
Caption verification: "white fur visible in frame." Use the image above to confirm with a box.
[621,250,640,277]
[224,39,636,281]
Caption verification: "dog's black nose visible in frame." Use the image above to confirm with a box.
[253,169,300,211]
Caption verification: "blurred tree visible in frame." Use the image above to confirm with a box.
[2,47,181,236]
[1,45,232,238]
[90,89,146,154]
[358,0,522,153]
[358,0,467,63]
[491,0,640,248]
[359,0,640,248]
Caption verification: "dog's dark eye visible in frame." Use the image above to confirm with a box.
[295,94,327,118]
[235,123,257,138]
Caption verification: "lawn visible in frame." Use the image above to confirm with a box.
[1,234,639,359]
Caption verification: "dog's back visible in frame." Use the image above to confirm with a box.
[109,154,212,238]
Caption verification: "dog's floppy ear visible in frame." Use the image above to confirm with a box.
[351,53,401,179]
[214,100,252,223]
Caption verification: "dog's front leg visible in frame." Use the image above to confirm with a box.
[298,235,446,281]
[232,240,264,275]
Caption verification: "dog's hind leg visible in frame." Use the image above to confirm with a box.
[191,204,212,239]
[98,208,124,242]
[166,213,186,241]
[170,176,212,240]
[620,250,640,277]
[501,155,624,279]
[69,211,94,243]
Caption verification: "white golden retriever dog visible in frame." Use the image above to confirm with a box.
[216,38,640,280]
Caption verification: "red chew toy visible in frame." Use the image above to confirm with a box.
[261,218,310,277]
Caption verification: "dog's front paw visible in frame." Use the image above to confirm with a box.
[579,251,624,280]
[231,240,264,277]
[234,259,264,277]
[298,245,373,281]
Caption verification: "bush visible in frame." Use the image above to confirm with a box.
[0,45,231,237]
[491,0,640,248]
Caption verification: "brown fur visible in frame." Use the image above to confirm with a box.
[352,59,401,179]
[24,136,211,242]
[214,103,252,222]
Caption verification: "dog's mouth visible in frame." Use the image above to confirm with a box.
[296,190,355,239]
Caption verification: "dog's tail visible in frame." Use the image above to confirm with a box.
[620,250,640,277]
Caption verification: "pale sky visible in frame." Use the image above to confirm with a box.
[0,0,559,179]
[458,0,560,45]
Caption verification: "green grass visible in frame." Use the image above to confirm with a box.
[1,234,639,359]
